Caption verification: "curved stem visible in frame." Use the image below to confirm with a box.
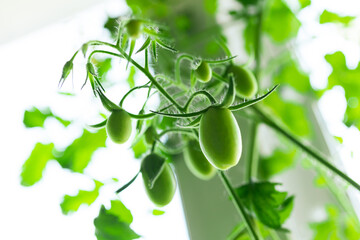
[253,106,360,192]
[218,171,259,240]
[175,54,194,84]
[119,82,151,107]
[157,128,195,138]
[183,91,217,112]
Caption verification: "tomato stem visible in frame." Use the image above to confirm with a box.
[253,106,360,192]
[246,122,259,183]
[218,171,259,240]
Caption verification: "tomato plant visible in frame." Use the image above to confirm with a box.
[21,0,360,239]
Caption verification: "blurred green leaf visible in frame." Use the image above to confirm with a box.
[126,0,168,19]
[236,181,294,229]
[23,107,70,128]
[204,0,218,15]
[56,129,107,173]
[132,136,148,159]
[243,16,256,54]
[152,209,165,216]
[325,51,360,129]
[263,0,301,42]
[262,91,310,136]
[21,143,54,186]
[310,205,360,240]
[298,0,311,8]
[104,17,119,39]
[273,60,311,93]
[94,200,140,240]
[258,148,297,179]
[60,180,103,215]
[93,58,112,80]
[320,10,355,25]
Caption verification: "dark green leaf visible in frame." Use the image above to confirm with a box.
[94,200,140,240]
[61,180,103,214]
[236,181,294,229]
[263,0,301,42]
[55,129,107,173]
[325,51,360,129]
[104,17,119,39]
[140,154,165,189]
[320,10,355,25]
[258,148,297,179]
[21,143,54,186]
[23,107,70,128]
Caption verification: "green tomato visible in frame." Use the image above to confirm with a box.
[228,65,258,99]
[142,154,176,207]
[144,126,157,145]
[184,139,216,180]
[195,61,212,83]
[125,19,142,39]
[199,107,242,170]
[106,110,132,144]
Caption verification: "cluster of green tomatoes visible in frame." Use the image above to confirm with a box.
[61,19,275,207]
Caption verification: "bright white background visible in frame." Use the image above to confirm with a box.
[0,0,359,239]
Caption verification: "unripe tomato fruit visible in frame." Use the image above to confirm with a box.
[141,154,176,207]
[106,110,132,144]
[199,107,242,170]
[125,19,142,39]
[227,65,258,99]
[195,61,212,83]
[184,139,216,180]
[144,126,157,145]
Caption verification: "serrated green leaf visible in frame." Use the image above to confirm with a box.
[23,107,71,128]
[262,91,310,136]
[94,201,140,240]
[263,0,301,42]
[21,143,54,186]
[325,51,360,129]
[61,180,103,214]
[320,10,355,25]
[55,129,107,173]
[258,148,297,179]
[236,181,294,229]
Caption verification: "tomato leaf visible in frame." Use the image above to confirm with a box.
[104,17,119,40]
[55,129,107,173]
[23,107,70,128]
[60,180,103,214]
[298,0,311,8]
[263,0,301,42]
[152,209,165,216]
[236,181,294,229]
[21,143,54,186]
[140,154,165,189]
[94,200,140,240]
[319,10,355,26]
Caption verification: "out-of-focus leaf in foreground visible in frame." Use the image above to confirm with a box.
[94,200,140,240]
[21,143,54,186]
[23,107,70,128]
[61,180,103,214]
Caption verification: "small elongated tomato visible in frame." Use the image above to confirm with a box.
[144,126,157,145]
[125,19,142,39]
[195,61,212,83]
[227,65,258,99]
[184,139,216,180]
[199,107,242,170]
[106,109,132,144]
[142,154,176,207]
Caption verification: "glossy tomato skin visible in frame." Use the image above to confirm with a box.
[184,139,216,180]
[106,110,132,144]
[125,19,142,39]
[142,154,176,207]
[228,65,258,99]
[195,61,212,83]
[199,107,242,170]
